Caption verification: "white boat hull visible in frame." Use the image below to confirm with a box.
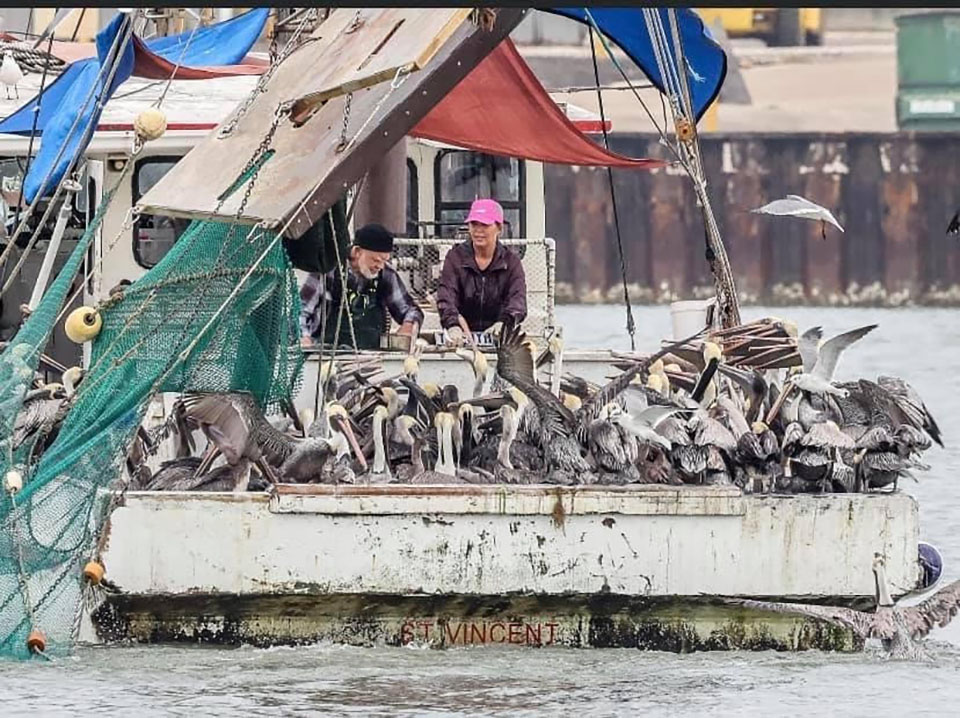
[85,486,920,651]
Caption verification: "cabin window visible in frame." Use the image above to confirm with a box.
[132,157,191,269]
[406,158,418,238]
[434,150,524,239]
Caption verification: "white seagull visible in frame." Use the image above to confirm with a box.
[0,51,23,100]
[751,194,844,239]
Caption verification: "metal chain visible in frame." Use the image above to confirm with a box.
[336,93,353,153]
[218,11,314,140]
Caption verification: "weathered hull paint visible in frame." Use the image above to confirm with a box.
[92,594,859,652]
[547,133,960,306]
[87,487,918,652]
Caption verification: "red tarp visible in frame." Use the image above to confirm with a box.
[412,39,666,170]
[130,35,267,80]
[0,33,267,78]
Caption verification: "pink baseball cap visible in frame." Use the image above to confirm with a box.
[465,199,504,226]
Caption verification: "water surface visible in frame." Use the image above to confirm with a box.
[2,305,958,717]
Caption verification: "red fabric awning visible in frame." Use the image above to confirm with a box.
[411,39,666,170]
[130,35,267,79]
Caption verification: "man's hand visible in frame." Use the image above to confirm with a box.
[300,335,314,349]
[444,326,464,348]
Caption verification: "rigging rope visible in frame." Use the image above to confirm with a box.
[0,13,137,298]
[11,23,58,232]
[588,26,636,350]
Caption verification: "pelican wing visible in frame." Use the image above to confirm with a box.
[803,421,856,450]
[399,378,437,425]
[496,320,576,438]
[716,395,750,437]
[798,326,823,373]
[903,579,960,639]
[582,331,706,424]
[811,324,878,381]
[876,375,943,448]
[726,598,871,638]
[693,414,737,454]
[181,393,254,464]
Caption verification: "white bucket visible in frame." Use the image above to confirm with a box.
[670,298,715,340]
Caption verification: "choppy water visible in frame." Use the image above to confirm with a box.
[3,305,960,717]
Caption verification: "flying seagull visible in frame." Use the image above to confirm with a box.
[751,194,844,239]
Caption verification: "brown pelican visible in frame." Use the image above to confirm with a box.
[854,425,924,492]
[875,375,943,448]
[691,341,723,406]
[496,320,700,480]
[143,457,269,492]
[535,328,564,397]
[735,420,781,493]
[182,393,366,488]
[280,404,366,483]
[787,420,856,492]
[688,409,737,485]
[403,338,429,381]
[433,411,457,476]
[368,404,392,481]
[12,366,84,453]
[455,346,489,398]
[728,553,960,659]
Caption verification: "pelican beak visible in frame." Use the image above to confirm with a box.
[332,413,367,471]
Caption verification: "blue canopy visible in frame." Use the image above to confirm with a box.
[546,7,727,121]
[1,8,269,203]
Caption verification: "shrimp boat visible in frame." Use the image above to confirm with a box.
[0,8,925,653]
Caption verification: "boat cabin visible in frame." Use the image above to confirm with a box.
[0,72,611,371]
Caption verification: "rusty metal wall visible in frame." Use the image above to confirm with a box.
[544,133,960,305]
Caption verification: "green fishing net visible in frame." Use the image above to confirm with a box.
[0,201,303,658]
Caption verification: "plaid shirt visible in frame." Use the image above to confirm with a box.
[300,263,424,339]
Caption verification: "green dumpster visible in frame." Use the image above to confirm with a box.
[896,11,960,131]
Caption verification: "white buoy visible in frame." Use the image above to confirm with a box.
[0,51,23,100]
[5,469,22,494]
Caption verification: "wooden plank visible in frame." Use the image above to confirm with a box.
[137,8,528,234]
[289,9,472,124]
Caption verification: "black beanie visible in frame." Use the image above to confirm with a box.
[354,223,394,253]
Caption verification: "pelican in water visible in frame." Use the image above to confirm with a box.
[728,553,960,659]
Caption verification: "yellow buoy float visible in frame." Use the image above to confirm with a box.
[134,106,167,142]
[65,307,102,343]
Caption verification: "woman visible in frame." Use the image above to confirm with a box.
[436,199,527,346]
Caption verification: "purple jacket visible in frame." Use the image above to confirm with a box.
[436,241,527,332]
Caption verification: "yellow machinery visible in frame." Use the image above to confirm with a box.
[696,8,822,47]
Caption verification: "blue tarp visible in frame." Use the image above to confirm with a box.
[0,8,269,203]
[546,7,727,121]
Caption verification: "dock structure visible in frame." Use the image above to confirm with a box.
[88,487,920,652]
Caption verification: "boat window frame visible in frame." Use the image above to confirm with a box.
[406,157,418,238]
[131,155,189,269]
[85,174,97,293]
[433,149,526,239]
